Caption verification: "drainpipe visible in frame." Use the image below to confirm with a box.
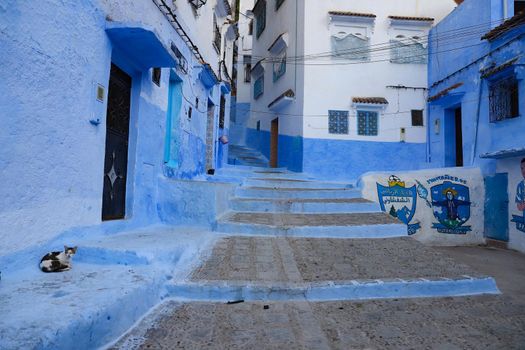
[294,0,298,94]
[503,0,508,19]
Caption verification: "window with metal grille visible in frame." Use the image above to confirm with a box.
[390,36,427,64]
[188,0,206,9]
[254,75,264,99]
[357,111,378,136]
[411,110,424,126]
[331,32,370,61]
[328,110,349,134]
[276,0,285,10]
[273,52,286,82]
[254,0,266,39]
[152,68,161,86]
[489,76,519,122]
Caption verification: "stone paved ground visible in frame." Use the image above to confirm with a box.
[111,295,525,350]
[191,237,479,282]
[225,212,399,226]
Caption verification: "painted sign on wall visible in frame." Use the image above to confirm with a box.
[428,176,472,234]
[511,158,525,233]
[377,175,421,235]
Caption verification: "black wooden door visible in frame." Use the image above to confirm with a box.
[102,64,132,220]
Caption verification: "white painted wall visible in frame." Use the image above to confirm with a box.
[235,0,255,104]
[248,0,305,137]
[360,167,485,246]
[301,0,457,143]
[497,157,525,254]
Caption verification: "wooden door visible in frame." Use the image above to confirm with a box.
[102,64,132,220]
[270,118,279,168]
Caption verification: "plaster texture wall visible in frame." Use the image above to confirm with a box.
[248,0,305,137]
[497,157,525,253]
[427,0,525,173]
[359,167,485,246]
[0,0,231,256]
[244,0,456,177]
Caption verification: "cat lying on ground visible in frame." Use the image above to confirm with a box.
[40,246,77,273]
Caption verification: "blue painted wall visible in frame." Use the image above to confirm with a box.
[427,0,525,174]
[303,138,427,181]
[0,0,227,255]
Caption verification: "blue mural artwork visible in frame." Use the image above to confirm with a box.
[430,179,471,234]
[511,158,525,233]
[377,175,421,235]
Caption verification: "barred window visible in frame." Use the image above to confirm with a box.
[273,51,286,82]
[390,35,427,64]
[331,32,370,61]
[357,111,378,136]
[328,110,349,134]
[489,76,519,122]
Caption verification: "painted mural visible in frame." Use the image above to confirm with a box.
[377,175,421,235]
[511,158,525,233]
[427,176,472,234]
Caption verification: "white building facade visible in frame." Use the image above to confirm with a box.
[241,0,457,179]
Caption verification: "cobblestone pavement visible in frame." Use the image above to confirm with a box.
[111,295,525,350]
[226,212,399,226]
[191,237,479,282]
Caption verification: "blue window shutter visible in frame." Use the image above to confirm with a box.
[328,110,348,134]
[357,111,378,136]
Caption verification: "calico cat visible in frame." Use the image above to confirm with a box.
[40,246,77,273]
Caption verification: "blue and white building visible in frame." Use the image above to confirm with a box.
[236,0,457,179]
[0,0,236,255]
[427,0,525,252]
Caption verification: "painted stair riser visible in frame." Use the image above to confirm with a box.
[214,222,407,238]
[235,188,362,199]
[243,179,354,189]
[230,200,382,213]
[167,277,499,302]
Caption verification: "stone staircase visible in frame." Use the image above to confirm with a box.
[227,145,269,167]
[213,167,407,238]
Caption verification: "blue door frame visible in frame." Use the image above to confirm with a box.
[164,72,183,167]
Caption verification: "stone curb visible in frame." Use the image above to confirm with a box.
[167,276,500,302]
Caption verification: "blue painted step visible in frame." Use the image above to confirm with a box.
[230,198,381,213]
[214,221,407,238]
[235,186,361,199]
[243,178,353,189]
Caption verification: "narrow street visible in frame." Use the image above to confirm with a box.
[109,166,525,349]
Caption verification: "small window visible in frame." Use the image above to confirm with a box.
[254,75,264,99]
[276,0,285,10]
[273,52,286,82]
[219,95,226,129]
[244,55,252,83]
[152,68,161,86]
[188,106,192,119]
[357,110,378,136]
[248,20,253,36]
[489,76,520,122]
[331,30,370,61]
[411,110,424,126]
[328,110,349,134]
[256,120,261,130]
[254,0,266,39]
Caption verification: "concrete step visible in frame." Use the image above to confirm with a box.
[243,178,353,189]
[230,197,381,213]
[214,212,406,238]
[235,186,361,199]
